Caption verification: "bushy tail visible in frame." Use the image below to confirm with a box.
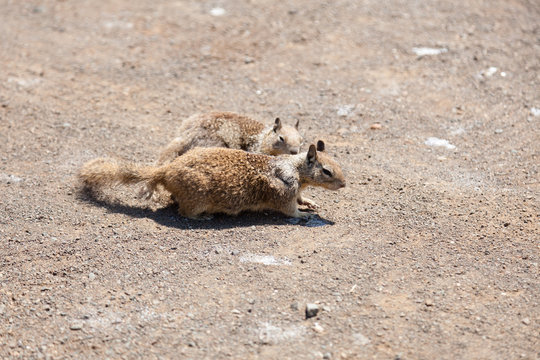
[79,158,160,191]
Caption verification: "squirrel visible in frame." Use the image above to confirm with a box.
[79,140,345,219]
[156,111,303,165]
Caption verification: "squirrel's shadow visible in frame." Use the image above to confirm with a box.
[77,187,334,230]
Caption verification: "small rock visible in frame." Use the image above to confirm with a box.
[370,123,382,130]
[494,129,503,134]
[522,318,530,325]
[244,57,254,64]
[88,273,96,281]
[412,47,448,56]
[353,332,370,345]
[312,322,324,333]
[290,302,299,311]
[425,299,434,306]
[305,303,319,319]
[425,137,456,150]
[70,322,83,330]
[530,107,540,117]
[337,104,355,117]
[1,174,23,184]
[231,309,241,315]
[323,353,332,360]
[484,66,498,77]
[209,7,225,16]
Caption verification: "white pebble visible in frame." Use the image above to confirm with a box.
[239,254,291,266]
[425,137,456,150]
[412,47,448,56]
[485,67,497,77]
[312,323,324,333]
[210,7,226,16]
[337,104,355,117]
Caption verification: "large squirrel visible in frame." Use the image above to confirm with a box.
[157,111,303,165]
[79,141,345,219]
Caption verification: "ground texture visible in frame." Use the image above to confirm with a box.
[0,0,538,359]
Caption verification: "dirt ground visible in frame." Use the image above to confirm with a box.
[0,0,538,359]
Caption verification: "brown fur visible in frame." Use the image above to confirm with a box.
[79,141,345,219]
[157,111,303,165]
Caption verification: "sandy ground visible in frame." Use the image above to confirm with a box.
[0,0,538,359]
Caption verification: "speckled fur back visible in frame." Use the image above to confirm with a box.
[157,112,303,165]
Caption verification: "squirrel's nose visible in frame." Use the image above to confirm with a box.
[290,149,299,155]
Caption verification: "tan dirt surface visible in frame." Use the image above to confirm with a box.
[0,1,538,359]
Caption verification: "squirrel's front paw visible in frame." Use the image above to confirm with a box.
[291,209,311,220]
[298,197,319,210]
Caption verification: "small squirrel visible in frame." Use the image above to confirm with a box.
[157,111,303,165]
[79,141,345,219]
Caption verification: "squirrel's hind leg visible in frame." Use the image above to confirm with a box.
[177,202,213,220]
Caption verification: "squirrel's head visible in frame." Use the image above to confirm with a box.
[300,140,346,190]
[262,118,304,155]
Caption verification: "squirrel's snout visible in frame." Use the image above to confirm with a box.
[289,148,299,155]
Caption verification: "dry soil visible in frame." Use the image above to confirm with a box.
[0,0,538,359]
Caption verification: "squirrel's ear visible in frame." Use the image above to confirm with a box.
[295,119,300,129]
[307,144,317,164]
[273,118,282,132]
[316,140,325,152]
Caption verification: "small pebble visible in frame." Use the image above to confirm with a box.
[495,129,503,134]
[290,302,299,311]
[370,123,382,130]
[305,303,319,319]
[323,353,332,360]
[522,318,530,325]
[88,272,96,281]
[70,322,83,330]
[231,309,241,315]
[209,7,225,16]
[312,322,324,333]
[425,299,434,306]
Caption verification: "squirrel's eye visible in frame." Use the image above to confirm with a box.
[322,168,333,177]
[279,136,285,142]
